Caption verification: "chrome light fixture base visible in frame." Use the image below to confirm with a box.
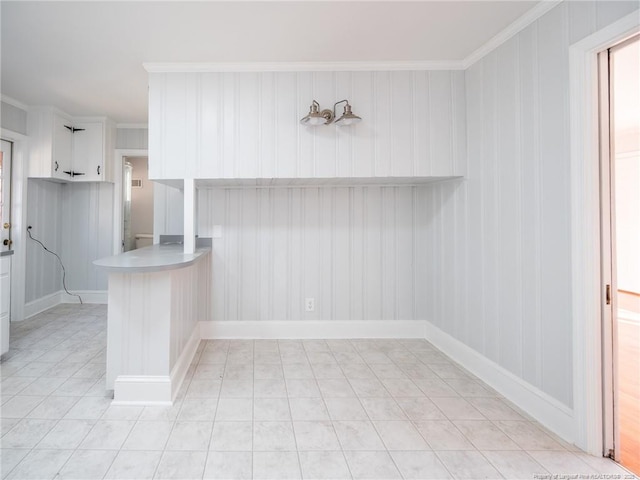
[300,99,361,127]
[300,100,335,126]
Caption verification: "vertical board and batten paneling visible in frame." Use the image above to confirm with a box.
[1,101,28,136]
[60,183,114,291]
[26,180,115,303]
[149,70,466,180]
[197,185,434,323]
[429,1,639,409]
[115,128,148,150]
[25,180,63,302]
[153,184,184,242]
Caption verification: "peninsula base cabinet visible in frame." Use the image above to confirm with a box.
[28,107,116,182]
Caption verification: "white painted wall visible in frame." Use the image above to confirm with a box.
[60,183,114,291]
[25,179,63,302]
[153,184,184,243]
[197,185,439,323]
[149,70,466,180]
[425,1,639,410]
[116,128,148,150]
[1,101,28,136]
[25,180,114,302]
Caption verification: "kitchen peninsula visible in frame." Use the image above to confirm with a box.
[94,240,211,404]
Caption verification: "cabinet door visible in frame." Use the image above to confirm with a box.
[72,122,103,181]
[52,114,73,180]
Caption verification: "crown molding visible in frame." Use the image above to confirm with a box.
[0,95,30,112]
[144,60,465,73]
[462,0,563,69]
[116,123,149,129]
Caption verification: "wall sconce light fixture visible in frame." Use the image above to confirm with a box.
[300,99,362,127]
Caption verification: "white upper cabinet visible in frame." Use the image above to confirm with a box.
[28,107,115,182]
[72,122,107,182]
[147,70,467,181]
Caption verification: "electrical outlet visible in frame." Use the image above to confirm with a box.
[212,225,222,239]
[305,298,315,312]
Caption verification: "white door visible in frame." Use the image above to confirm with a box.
[601,35,640,475]
[73,122,103,181]
[0,139,13,355]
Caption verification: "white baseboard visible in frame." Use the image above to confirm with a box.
[63,290,108,304]
[24,291,62,319]
[169,324,201,400]
[23,294,578,446]
[200,320,426,340]
[111,324,200,405]
[423,321,575,444]
[111,375,172,405]
[24,290,108,319]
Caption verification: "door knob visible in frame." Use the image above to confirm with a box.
[3,239,12,247]
[3,223,10,229]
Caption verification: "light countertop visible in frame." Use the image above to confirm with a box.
[94,244,210,273]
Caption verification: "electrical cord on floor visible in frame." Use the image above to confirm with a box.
[27,226,83,304]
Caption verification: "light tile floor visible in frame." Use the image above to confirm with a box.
[1,304,637,480]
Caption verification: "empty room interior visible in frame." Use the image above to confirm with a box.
[0,1,639,479]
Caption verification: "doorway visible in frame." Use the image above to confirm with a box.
[122,156,153,252]
[601,34,640,475]
[1,139,13,355]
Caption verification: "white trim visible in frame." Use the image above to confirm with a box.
[24,289,108,318]
[62,290,108,304]
[169,325,201,400]
[116,124,148,129]
[2,128,28,323]
[0,95,29,112]
[110,325,200,405]
[424,321,576,443]
[143,61,465,73]
[24,291,62,319]
[569,10,640,455]
[200,320,426,340]
[183,179,196,254]
[461,0,562,69]
[112,375,172,405]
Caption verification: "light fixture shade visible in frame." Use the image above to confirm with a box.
[301,113,328,126]
[334,103,362,126]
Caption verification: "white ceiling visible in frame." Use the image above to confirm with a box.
[1,1,540,124]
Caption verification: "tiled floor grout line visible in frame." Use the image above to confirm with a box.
[2,316,108,479]
[2,307,635,480]
[304,339,355,480]
[338,339,390,479]
[334,340,367,479]
[203,338,230,479]
[281,340,305,480]
[250,339,255,479]
[378,341,458,480]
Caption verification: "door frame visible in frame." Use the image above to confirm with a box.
[112,149,148,255]
[569,10,639,456]
[1,128,28,323]
[598,45,616,459]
